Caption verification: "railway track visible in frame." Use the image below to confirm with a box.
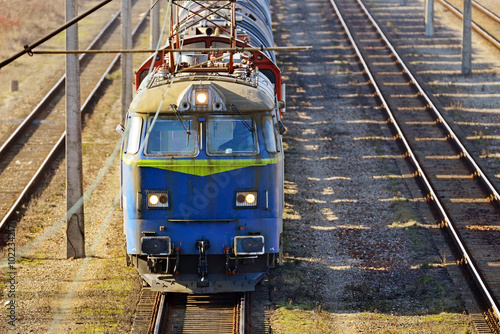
[331,0,500,331]
[150,293,245,334]
[131,281,271,334]
[438,0,500,49]
[0,1,150,232]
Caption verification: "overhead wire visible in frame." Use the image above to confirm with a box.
[3,4,239,326]
[6,1,175,330]
[0,0,114,69]
[0,5,258,332]
[4,0,180,263]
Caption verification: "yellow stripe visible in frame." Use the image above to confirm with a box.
[122,155,281,176]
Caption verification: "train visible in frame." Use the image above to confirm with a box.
[118,0,286,294]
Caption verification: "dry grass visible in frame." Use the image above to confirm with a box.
[0,1,144,332]
[0,0,65,58]
[271,308,474,334]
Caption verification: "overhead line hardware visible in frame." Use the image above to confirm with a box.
[0,0,114,69]
[29,46,313,55]
[176,54,225,74]
[174,2,233,36]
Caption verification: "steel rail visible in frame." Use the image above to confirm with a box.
[153,293,166,334]
[239,293,246,334]
[364,0,500,324]
[156,293,246,334]
[0,7,150,232]
[472,0,500,23]
[358,0,500,207]
[364,0,500,323]
[439,0,500,50]
[0,9,121,162]
[0,134,66,231]
[330,0,500,324]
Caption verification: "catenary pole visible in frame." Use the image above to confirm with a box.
[66,0,85,259]
[151,0,160,49]
[121,0,133,122]
[462,0,472,75]
[425,0,434,36]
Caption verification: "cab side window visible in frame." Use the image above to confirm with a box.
[125,116,143,155]
[262,116,278,153]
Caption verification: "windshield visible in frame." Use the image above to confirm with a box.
[207,116,258,155]
[145,117,198,156]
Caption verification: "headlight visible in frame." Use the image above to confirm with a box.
[147,190,169,209]
[195,90,208,104]
[236,191,258,207]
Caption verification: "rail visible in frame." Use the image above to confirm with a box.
[330,0,500,328]
[153,293,246,334]
[439,0,500,50]
[0,6,150,232]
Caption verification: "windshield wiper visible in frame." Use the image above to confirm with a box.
[170,104,191,145]
[229,104,254,132]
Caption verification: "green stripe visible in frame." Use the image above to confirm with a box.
[122,155,280,176]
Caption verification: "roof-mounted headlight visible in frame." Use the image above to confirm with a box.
[195,90,208,104]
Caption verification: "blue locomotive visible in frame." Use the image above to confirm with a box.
[119,0,286,293]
